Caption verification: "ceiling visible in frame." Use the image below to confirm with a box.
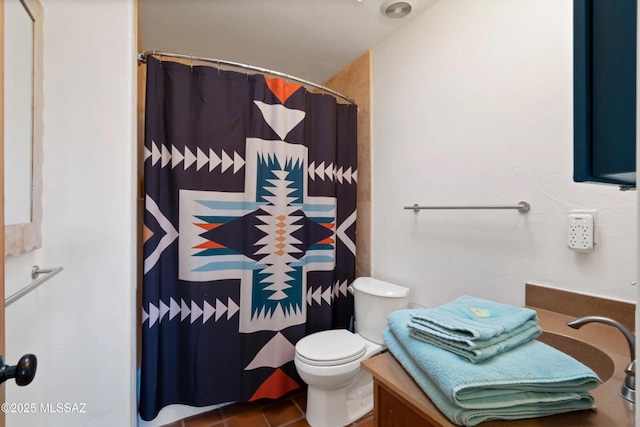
[139,0,438,84]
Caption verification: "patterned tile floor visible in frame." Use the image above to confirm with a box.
[161,388,374,427]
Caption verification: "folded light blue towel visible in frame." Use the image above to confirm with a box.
[409,295,539,340]
[408,318,542,363]
[389,309,600,405]
[383,328,597,426]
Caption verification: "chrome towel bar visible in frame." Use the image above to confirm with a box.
[404,201,530,213]
[5,265,64,307]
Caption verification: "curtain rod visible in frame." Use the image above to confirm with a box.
[137,51,356,105]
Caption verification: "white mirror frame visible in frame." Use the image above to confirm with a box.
[5,0,42,257]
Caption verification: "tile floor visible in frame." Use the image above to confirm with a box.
[161,388,374,427]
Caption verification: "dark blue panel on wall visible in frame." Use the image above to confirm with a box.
[574,0,636,189]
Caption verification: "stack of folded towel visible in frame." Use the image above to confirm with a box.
[407,295,542,363]
[383,296,601,426]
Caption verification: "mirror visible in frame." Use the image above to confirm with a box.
[4,0,43,256]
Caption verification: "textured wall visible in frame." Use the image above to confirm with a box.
[371,0,637,308]
[324,51,373,277]
[5,0,137,425]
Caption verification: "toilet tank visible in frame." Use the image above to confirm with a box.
[353,277,410,345]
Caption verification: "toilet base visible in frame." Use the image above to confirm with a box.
[305,369,374,427]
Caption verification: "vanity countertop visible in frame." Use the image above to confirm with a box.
[361,307,635,427]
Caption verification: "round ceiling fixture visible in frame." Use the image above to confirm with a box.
[381,0,413,19]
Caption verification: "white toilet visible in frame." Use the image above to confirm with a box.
[294,277,410,427]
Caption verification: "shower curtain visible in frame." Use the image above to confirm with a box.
[139,56,358,421]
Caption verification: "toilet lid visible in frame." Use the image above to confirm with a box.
[296,329,367,366]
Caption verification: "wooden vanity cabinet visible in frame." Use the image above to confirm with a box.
[374,380,441,427]
[363,352,455,427]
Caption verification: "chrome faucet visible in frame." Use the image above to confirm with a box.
[567,316,635,403]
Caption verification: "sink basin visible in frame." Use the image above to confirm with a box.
[537,331,615,382]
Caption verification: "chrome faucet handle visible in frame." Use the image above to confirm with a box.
[567,316,635,403]
[625,360,635,377]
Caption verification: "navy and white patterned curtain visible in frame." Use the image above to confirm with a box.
[139,56,358,421]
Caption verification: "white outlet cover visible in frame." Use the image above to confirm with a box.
[567,213,594,252]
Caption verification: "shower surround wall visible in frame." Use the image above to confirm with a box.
[371,0,636,307]
[324,51,373,277]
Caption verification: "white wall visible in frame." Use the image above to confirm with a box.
[4,0,137,426]
[372,0,637,308]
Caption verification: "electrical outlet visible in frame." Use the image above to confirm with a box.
[567,212,595,252]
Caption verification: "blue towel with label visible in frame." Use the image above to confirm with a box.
[409,295,539,340]
[408,318,542,363]
[384,309,599,426]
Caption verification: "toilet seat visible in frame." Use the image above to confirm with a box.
[295,329,367,366]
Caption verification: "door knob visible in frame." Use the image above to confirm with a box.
[0,354,37,386]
